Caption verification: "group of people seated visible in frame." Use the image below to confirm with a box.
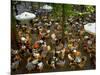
[11,15,96,73]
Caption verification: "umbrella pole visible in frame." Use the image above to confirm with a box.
[38,2,41,20]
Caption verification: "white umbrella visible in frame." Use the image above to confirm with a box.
[84,23,96,35]
[40,5,53,11]
[15,12,36,20]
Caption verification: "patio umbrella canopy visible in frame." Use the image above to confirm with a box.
[15,12,36,24]
[84,23,96,35]
[40,5,53,12]
[15,12,36,20]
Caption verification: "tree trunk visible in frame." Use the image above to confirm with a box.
[11,1,17,49]
[62,4,65,39]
